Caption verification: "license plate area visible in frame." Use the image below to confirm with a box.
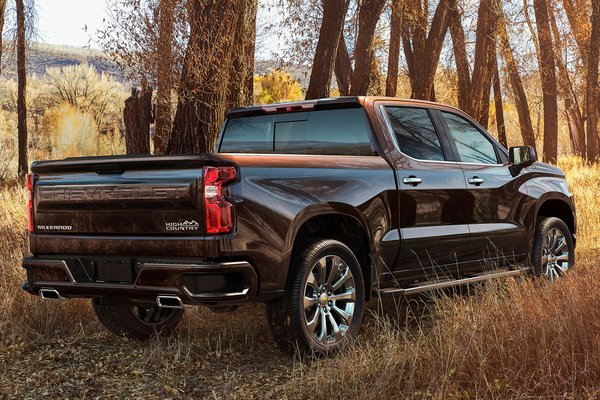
[95,257,133,283]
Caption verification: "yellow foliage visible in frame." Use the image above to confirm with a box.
[43,103,124,159]
[253,69,303,104]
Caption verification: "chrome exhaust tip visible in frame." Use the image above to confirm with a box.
[156,295,184,309]
[39,288,61,300]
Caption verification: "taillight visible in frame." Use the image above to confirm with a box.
[26,173,34,233]
[203,166,236,234]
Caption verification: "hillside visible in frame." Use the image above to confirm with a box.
[1,43,310,86]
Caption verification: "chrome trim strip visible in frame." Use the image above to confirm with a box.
[183,286,250,299]
[376,103,508,167]
[378,268,529,296]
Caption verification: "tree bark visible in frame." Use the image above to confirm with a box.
[349,0,386,95]
[533,0,559,163]
[0,0,6,75]
[402,0,451,101]
[562,0,590,61]
[305,0,349,99]
[168,0,240,154]
[448,0,497,125]
[124,87,153,154]
[335,36,352,96]
[498,15,537,152]
[227,0,257,107]
[549,3,585,156]
[467,0,498,124]
[16,0,27,180]
[154,0,175,155]
[492,55,508,148]
[448,0,471,110]
[385,0,402,97]
[586,0,600,161]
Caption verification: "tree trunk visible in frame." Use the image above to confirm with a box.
[492,56,508,148]
[385,0,402,97]
[586,0,600,161]
[305,0,349,99]
[549,3,585,156]
[124,87,153,154]
[16,0,27,180]
[349,0,386,95]
[168,0,240,154]
[467,0,498,124]
[402,0,451,101]
[335,36,352,96]
[562,0,590,61]
[448,0,471,110]
[448,0,496,125]
[533,0,559,163]
[0,0,6,75]
[227,0,257,107]
[154,0,175,155]
[498,15,537,152]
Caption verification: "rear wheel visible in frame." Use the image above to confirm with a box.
[267,239,365,356]
[92,298,183,339]
[532,217,575,281]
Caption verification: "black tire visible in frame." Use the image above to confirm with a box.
[266,239,365,356]
[531,217,575,280]
[92,298,184,339]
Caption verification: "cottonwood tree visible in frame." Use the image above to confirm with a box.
[497,11,537,151]
[167,0,256,154]
[154,0,175,154]
[586,0,600,160]
[305,0,349,99]
[549,3,585,156]
[532,0,559,163]
[400,0,451,101]
[349,0,386,95]
[385,0,402,97]
[448,0,499,127]
[16,0,27,179]
[97,0,189,154]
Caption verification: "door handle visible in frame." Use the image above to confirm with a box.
[402,176,422,186]
[468,176,484,186]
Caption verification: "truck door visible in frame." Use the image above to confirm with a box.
[378,104,471,284]
[436,110,530,269]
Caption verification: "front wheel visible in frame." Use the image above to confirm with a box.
[92,298,184,339]
[267,239,365,356]
[531,217,575,281]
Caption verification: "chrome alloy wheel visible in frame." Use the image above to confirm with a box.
[302,254,356,346]
[543,227,570,281]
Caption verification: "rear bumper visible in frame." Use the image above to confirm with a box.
[22,256,259,305]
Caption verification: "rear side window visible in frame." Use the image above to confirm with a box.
[218,115,274,153]
[219,108,374,155]
[384,106,445,161]
[442,111,498,164]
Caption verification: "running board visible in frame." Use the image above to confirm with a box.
[376,268,530,297]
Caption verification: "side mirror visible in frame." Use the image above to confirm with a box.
[509,146,537,168]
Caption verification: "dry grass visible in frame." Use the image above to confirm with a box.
[0,158,598,398]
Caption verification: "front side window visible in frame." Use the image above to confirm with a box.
[384,106,445,161]
[442,112,498,164]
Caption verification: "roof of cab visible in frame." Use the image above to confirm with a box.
[226,96,465,119]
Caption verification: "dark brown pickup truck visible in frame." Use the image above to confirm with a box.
[22,96,576,355]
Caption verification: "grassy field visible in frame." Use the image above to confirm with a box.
[0,157,598,399]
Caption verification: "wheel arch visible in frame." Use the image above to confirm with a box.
[286,206,374,299]
[535,195,576,244]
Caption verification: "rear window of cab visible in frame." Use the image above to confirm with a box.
[218,108,376,156]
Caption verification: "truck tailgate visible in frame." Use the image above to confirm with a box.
[30,154,232,236]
